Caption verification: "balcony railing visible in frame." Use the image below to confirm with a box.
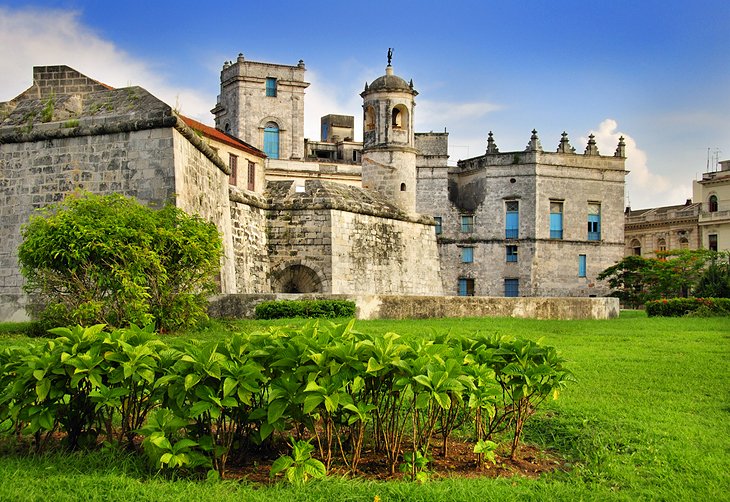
[699,210,730,222]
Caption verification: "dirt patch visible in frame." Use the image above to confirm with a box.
[224,439,565,484]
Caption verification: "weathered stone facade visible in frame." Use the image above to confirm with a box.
[212,54,308,160]
[361,65,419,214]
[0,68,270,320]
[265,180,442,295]
[418,132,627,297]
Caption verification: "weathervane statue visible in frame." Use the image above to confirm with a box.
[387,48,393,66]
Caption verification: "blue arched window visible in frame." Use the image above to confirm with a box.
[264,122,279,159]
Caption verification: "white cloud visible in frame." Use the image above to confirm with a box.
[584,119,690,209]
[302,70,362,141]
[0,7,214,123]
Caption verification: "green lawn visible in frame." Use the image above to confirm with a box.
[0,312,728,501]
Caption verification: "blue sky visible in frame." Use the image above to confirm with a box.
[1,0,728,209]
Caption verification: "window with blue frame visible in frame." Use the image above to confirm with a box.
[461,247,474,263]
[588,203,601,241]
[458,278,475,296]
[460,214,474,233]
[506,245,518,262]
[264,122,279,159]
[434,216,442,235]
[504,278,519,297]
[266,77,277,97]
[505,200,519,239]
[550,201,563,239]
[578,254,587,277]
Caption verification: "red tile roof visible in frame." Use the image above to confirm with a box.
[180,116,266,158]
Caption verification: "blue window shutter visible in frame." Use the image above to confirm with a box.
[550,212,563,239]
[588,214,600,240]
[504,279,519,297]
[579,254,587,277]
[506,211,519,238]
[266,78,277,97]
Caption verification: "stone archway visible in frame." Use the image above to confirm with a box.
[273,264,322,293]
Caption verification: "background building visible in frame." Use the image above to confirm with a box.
[693,160,730,252]
[624,201,701,257]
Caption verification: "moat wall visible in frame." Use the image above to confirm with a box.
[208,294,619,320]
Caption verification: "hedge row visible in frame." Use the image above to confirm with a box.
[645,297,730,317]
[254,299,356,319]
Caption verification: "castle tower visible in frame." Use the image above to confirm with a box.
[211,53,309,160]
[361,53,418,213]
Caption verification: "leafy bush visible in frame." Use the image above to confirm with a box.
[18,193,222,332]
[0,321,573,481]
[645,297,730,317]
[254,300,356,319]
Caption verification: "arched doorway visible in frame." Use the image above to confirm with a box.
[273,264,322,293]
[264,122,279,159]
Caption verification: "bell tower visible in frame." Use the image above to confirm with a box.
[361,50,418,213]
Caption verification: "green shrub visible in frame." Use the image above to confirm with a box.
[0,320,573,480]
[254,300,356,319]
[18,192,222,332]
[645,297,730,317]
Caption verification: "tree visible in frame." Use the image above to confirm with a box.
[599,250,729,307]
[597,255,654,308]
[649,249,712,298]
[18,193,222,332]
[695,251,730,298]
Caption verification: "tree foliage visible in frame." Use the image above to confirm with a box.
[18,193,222,332]
[598,250,730,307]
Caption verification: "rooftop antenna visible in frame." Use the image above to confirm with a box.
[707,147,721,172]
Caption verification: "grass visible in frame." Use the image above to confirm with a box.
[0,312,728,501]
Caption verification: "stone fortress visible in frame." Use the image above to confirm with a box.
[0,52,629,322]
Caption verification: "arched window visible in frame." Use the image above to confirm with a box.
[264,122,279,159]
[631,239,641,256]
[657,238,667,252]
[679,237,689,250]
[709,195,718,212]
[400,183,406,191]
[391,104,408,129]
[364,106,376,131]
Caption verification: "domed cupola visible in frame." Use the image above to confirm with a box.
[360,49,419,214]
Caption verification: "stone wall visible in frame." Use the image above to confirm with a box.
[229,190,270,293]
[267,206,333,293]
[171,128,237,292]
[0,128,178,319]
[265,179,441,296]
[330,210,442,295]
[208,293,619,321]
